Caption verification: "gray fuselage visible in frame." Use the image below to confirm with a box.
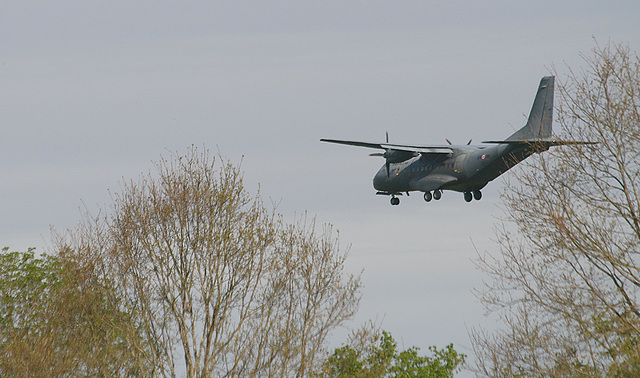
[373,143,539,194]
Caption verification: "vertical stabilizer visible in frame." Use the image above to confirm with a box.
[506,76,554,141]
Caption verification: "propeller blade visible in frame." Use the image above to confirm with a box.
[386,160,390,178]
[446,138,473,145]
[369,153,384,157]
[386,131,389,143]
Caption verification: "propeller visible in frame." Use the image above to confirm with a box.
[369,132,391,177]
[445,138,473,145]
[369,132,415,178]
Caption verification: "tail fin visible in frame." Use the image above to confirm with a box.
[506,76,554,142]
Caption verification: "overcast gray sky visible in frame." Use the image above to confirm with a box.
[2,1,640,371]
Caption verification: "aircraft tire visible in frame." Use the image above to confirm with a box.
[424,192,432,202]
[433,190,442,200]
[390,197,400,206]
[473,190,482,201]
[464,191,473,202]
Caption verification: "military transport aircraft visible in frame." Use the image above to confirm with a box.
[321,76,592,206]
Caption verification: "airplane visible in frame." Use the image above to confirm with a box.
[321,76,593,206]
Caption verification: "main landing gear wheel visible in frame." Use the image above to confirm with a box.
[464,190,483,202]
[390,196,400,206]
[423,192,432,202]
[433,190,442,201]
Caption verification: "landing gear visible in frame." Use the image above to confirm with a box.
[424,190,441,203]
[464,190,482,202]
[390,196,400,206]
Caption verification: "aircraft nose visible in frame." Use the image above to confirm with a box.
[373,167,386,190]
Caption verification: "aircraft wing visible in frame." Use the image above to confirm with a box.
[320,139,454,155]
[410,174,458,192]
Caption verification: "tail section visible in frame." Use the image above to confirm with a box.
[506,76,554,142]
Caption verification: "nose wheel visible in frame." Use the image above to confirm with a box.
[390,196,400,206]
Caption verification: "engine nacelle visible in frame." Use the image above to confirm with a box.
[384,149,417,164]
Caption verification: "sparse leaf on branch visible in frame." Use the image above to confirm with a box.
[59,146,362,377]
[472,40,640,376]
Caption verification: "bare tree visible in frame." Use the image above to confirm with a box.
[472,41,640,376]
[60,147,361,377]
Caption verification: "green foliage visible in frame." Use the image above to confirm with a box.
[0,247,148,376]
[324,330,465,377]
[0,247,60,333]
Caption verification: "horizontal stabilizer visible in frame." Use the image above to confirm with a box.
[482,140,596,146]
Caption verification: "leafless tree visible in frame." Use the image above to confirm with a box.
[60,147,361,377]
[472,41,640,376]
